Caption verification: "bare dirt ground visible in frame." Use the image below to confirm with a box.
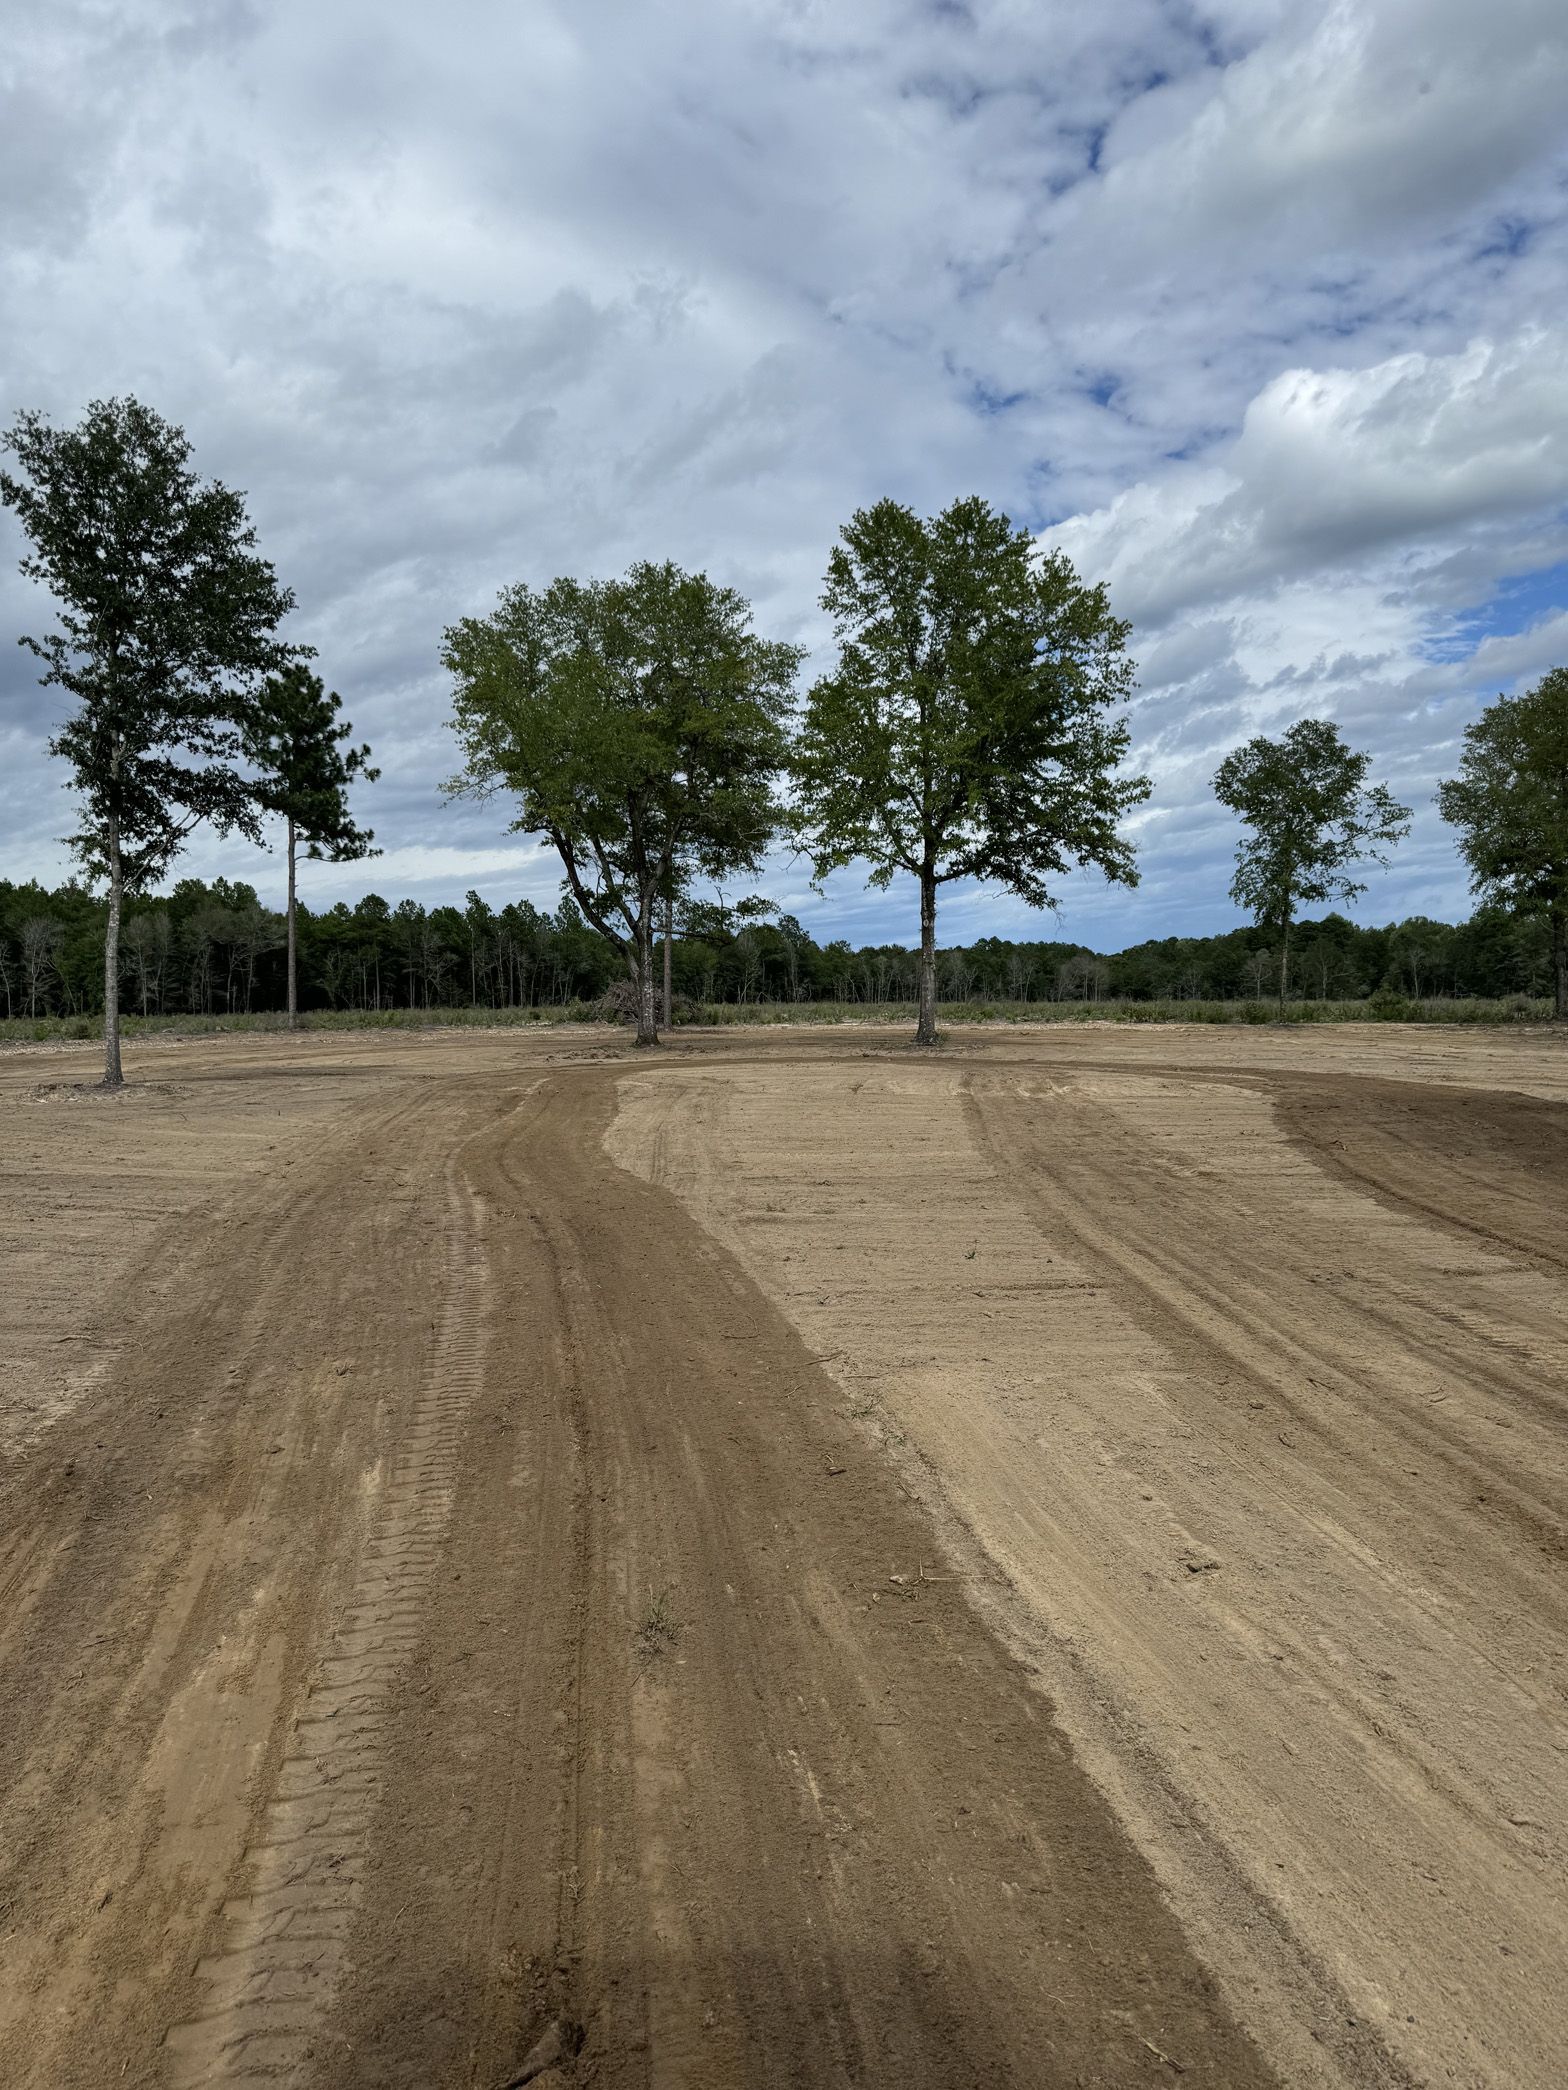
[1,1022,1564,2089]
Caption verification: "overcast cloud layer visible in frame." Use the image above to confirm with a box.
[3,0,1567,948]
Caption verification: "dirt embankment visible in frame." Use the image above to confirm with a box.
[1,1022,1564,2088]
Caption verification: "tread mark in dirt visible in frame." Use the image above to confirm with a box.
[163,1166,488,2086]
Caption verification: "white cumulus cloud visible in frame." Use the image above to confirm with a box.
[2,0,1567,944]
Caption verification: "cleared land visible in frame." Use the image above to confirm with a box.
[0,1022,1564,2089]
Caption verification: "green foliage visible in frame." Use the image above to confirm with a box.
[442,560,799,1041]
[1438,669,1568,1016]
[244,665,378,860]
[0,875,1554,1033]
[1,397,299,890]
[1212,718,1410,1007]
[790,495,1147,1040]
[1,397,302,1082]
[1213,719,1411,932]
[792,496,1145,899]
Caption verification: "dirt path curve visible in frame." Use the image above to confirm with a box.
[0,1050,1273,2089]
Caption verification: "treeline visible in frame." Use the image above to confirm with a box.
[1,876,1552,1021]
[4,397,1565,1076]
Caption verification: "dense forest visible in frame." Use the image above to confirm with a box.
[0,874,1552,1021]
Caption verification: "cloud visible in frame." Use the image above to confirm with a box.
[291,840,557,897]
[1085,0,1568,253]
[1054,329,1568,625]
[2,0,1567,946]
[1044,327,1568,940]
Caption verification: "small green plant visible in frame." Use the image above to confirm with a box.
[635,1586,682,1660]
[1366,985,1414,1021]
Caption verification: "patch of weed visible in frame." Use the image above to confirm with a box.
[634,1586,683,1661]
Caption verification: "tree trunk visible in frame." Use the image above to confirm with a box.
[915,868,938,1046]
[103,819,124,1088]
[635,911,658,1046]
[663,893,673,1031]
[1553,903,1567,1022]
[1278,915,1292,1017]
[286,816,299,1031]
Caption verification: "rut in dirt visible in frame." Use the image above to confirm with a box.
[0,1077,492,2090]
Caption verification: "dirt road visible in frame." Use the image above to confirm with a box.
[1,1023,1564,2088]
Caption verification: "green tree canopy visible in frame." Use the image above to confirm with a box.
[442,559,800,1043]
[789,495,1147,1044]
[243,664,378,1027]
[1,396,299,1083]
[1212,717,1410,1011]
[1438,668,1568,1019]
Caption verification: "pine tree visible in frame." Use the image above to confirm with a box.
[243,666,379,1027]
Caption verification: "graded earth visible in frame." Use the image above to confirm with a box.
[1,1021,1564,2089]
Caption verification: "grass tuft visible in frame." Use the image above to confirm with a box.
[634,1587,683,1661]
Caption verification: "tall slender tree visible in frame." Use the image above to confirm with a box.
[790,496,1147,1045]
[1212,718,1410,1012]
[1,397,299,1084]
[243,665,378,1028]
[443,560,799,1044]
[1439,669,1568,1020]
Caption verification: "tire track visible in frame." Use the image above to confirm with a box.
[606,1053,1568,2090]
[164,1162,490,2086]
[477,1069,1278,2090]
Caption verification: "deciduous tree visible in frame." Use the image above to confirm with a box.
[443,560,799,1044]
[243,665,378,1028]
[789,496,1147,1045]
[1439,669,1568,1019]
[19,915,62,1017]
[1212,718,1410,1013]
[1,397,298,1083]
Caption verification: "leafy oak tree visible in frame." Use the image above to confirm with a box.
[1439,669,1568,1019]
[790,495,1147,1045]
[0,397,299,1084]
[244,665,379,1028]
[443,560,800,1044]
[1213,718,1410,1012]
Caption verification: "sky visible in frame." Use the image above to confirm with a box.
[2,0,1567,953]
